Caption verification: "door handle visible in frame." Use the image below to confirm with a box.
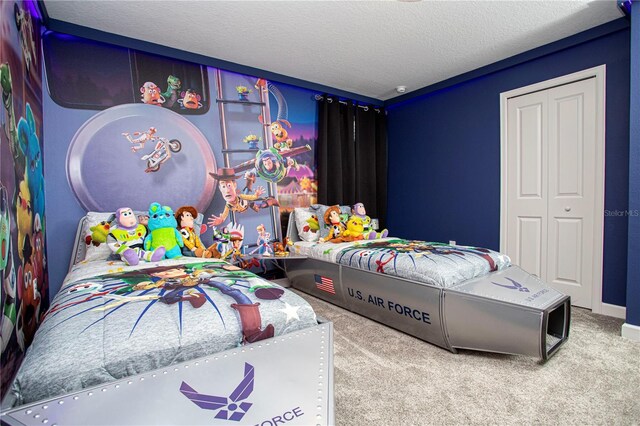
[564,206,571,212]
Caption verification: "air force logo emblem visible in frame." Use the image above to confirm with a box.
[491,277,530,292]
[180,362,255,421]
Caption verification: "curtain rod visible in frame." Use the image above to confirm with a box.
[314,94,382,113]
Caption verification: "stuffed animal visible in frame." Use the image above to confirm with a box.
[273,237,290,256]
[107,207,165,265]
[342,215,365,241]
[86,221,110,246]
[211,226,230,257]
[352,202,389,240]
[144,203,183,259]
[175,206,220,258]
[319,205,347,243]
[303,214,319,234]
[250,224,273,256]
[222,223,245,261]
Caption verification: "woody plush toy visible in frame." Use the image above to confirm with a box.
[175,206,220,258]
[319,205,347,243]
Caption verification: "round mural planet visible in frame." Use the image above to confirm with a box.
[66,103,217,212]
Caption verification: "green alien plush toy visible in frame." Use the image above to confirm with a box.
[144,203,183,259]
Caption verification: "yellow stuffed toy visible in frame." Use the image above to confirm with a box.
[342,215,365,241]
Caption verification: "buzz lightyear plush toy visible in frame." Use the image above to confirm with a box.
[351,203,388,240]
[107,207,166,265]
[144,202,184,259]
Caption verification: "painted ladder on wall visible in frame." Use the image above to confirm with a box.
[214,70,282,241]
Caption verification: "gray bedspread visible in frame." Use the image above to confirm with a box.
[11,259,317,404]
[335,239,511,288]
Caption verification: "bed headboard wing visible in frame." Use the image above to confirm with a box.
[286,210,302,243]
[69,216,89,271]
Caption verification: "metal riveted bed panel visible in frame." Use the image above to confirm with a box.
[0,321,334,426]
[285,258,349,308]
[284,211,570,361]
[443,266,571,360]
[286,258,451,351]
[340,265,450,351]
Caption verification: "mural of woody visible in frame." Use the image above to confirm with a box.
[207,167,279,227]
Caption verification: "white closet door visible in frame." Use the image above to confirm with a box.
[506,78,597,308]
[546,79,596,308]
[506,91,548,279]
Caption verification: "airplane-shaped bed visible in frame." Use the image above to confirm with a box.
[1,214,334,425]
[284,207,570,361]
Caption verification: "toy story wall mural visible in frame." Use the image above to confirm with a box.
[1,0,49,399]
[41,30,319,304]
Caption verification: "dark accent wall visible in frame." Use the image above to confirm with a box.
[386,27,630,307]
[626,3,639,325]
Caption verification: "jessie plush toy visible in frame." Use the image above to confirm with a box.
[175,206,221,258]
[320,205,347,243]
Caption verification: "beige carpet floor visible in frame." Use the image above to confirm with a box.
[293,289,640,426]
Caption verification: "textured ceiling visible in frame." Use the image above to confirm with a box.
[42,0,624,101]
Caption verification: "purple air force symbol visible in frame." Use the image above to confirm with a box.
[180,362,255,421]
[491,277,530,292]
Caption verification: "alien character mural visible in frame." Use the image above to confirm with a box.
[1,0,49,400]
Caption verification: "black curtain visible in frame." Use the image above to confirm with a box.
[356,104,387,228]
[317,98,355,205]
[317,96,387,227]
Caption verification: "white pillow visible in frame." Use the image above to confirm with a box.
[82,212,115,262]
[294,208,320,242]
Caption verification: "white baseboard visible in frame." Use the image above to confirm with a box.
[600,303,626,319]
[621,323,640,342]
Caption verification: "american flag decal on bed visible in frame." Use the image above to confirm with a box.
[314,274,336,294]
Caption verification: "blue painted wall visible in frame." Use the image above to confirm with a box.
[42,35,321,300]
[386,27,631,307]
[626,3,639,326]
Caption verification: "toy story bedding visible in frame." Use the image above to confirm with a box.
[10,257,317,405]
[292,239,511,288]
[289,205,510,287]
